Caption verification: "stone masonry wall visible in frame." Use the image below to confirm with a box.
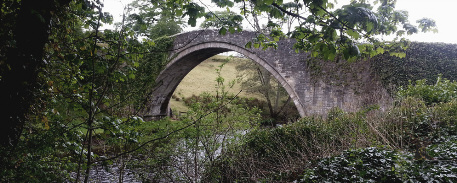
[146,29,390,118]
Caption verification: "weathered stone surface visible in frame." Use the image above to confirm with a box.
[144,30,390,119]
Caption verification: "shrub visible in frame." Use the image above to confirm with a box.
[182,95,300,124]
[377,95,457,151]
[204,119,333,182]
[431,99,457,139]
[409,137,457,182]
[300,144,457,183]
[203,109,379,182]
[298,80,457,183]
[397,76,457,105]
[300,147,406,183]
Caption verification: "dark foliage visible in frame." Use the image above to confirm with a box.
[301,144,457,183]
[371,42,457,90]
[301,147,404,183]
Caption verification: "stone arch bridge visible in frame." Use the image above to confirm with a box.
[144,30,390,118]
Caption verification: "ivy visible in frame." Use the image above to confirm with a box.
[371,42,457,90]
[300,145,457,183]
[131,35,175,107]
[301,147,405,183]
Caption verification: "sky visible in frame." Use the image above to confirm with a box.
[103,0,457,44]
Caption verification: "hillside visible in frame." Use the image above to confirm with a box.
[169,54,263,113]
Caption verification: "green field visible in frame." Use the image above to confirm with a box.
[169,54,262,113]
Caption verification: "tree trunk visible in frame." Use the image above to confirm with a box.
[0,0,70,148]
[257,68,277,120]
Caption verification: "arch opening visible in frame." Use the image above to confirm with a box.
[146,42,305,119]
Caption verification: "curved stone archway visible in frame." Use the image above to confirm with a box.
[146,38,305,117]
[143,30,390,119]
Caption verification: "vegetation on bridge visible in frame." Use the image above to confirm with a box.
[372,42,457,89]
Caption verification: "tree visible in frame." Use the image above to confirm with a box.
[236,58,298,123]
[201,11,244,31]
[127,0,184,38]
[0,0,72,149]
[125,0,185,110]
[0,0,156,181]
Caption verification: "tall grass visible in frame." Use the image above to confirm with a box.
[203,107,381,182]
[203,76,457,182]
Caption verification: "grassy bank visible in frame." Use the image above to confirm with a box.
[169,55,263,113]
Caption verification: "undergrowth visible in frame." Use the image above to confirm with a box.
[203,76,457,182]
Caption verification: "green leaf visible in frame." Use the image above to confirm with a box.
[315,9,325,16]
[369,50,377,57]
[325,45,336,60]
[188,18,197,27]
[245,41,252,48]
[257,4,271,11]
[396,30,405,37]
[176,9,183,16]
[264,0,274,5]
[311,51,319,57]
[343,47,351,60]
[270,8,283,18]
[376,47,385,54]
[254,43,260,49]
[390,52,406,58]
[219,27,227,35]
[148,41,155,46]
[309,34,320,43]
[366,22,374,32]
[347,29,360,39]
[349,42,360,56]
[228,26,235,34]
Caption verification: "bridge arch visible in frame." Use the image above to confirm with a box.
[143,30,390,120]
[147,40,305,118]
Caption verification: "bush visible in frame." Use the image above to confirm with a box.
[297,79,457,183]
[203,109,379,182]
[431,99,457,138]
[301,147,406,183]
[397,76,457,105]
[378,96,457,151]
[413,137,457,183]
[300,144,457,183]
[204,120,332,182]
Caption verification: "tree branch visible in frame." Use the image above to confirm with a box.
[271,3,307,20]
[314,4,375,41]
[272,2,376,42]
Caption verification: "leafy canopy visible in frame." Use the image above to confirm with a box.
[171,0,436,60]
